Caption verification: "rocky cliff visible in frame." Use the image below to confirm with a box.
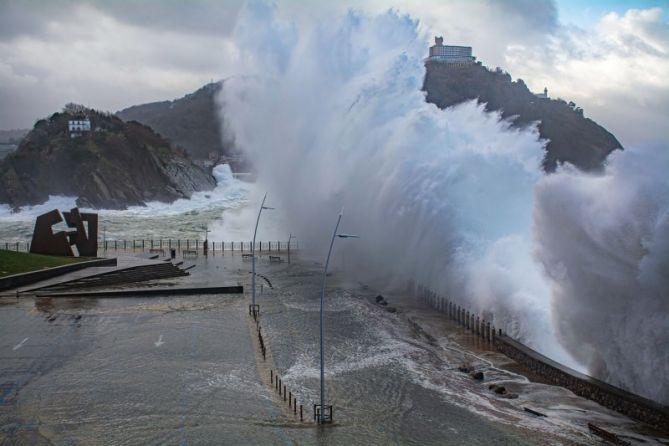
[423,61,623,171]
[0,107,216,210]
[116,82,244,168]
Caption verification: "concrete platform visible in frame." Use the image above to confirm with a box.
[35,285,244,297]
[1,256,170,297]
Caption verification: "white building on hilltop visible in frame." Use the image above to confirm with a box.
[426,37,475,65]
[68,118,91,137]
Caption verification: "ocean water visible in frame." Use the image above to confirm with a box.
[0,164,256,242]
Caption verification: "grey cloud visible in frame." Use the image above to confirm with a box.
[0,0,243,41]
[486,0,559,33]
[88,0,244,36]
[0,1,70,40]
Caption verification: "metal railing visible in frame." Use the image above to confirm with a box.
[0,239,299,254]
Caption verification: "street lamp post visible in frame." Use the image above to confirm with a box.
[251,193,273,318]
[203,226,211,256]
[317,211,358,424]
[287,233,296,264]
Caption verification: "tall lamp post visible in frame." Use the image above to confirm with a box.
[287,233,296,264]
[317,211,359,424]
[203,225,210,256]
[251,193,273,318]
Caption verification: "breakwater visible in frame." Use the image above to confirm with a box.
[495,335,669,433]
[412,282,669,433]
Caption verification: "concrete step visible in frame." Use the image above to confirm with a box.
[36,263,189,292]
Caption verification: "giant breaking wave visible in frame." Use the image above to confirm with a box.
[220,3,669,403]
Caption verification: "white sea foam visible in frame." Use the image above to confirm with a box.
[99,163,250,218]
[0,164,248,220]
[220,3,669,403]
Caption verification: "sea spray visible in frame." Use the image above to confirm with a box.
[534,145,669,403]
[220,3,669,403]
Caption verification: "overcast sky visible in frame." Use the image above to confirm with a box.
[0,0,667,147]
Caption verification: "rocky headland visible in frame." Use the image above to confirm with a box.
[117,81,245,169]
[0,105,215,210]
[423,61,623,171]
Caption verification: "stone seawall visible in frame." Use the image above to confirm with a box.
[495,335,669,433]
[411,282,669,433]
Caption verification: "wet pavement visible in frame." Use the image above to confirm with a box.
[1,250,667,445]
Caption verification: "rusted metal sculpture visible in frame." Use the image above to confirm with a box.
[63,208,98,257]
[30,208,98,257]
[29,209,74,256]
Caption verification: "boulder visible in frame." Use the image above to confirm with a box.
[489,384,507,394]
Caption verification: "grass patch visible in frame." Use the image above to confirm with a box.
[0,250,88,277]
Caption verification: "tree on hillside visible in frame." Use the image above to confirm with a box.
[63,103,89,115]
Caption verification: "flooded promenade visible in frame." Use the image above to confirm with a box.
[1,250,666,445]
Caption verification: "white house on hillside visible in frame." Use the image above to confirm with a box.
[68,118,91,137]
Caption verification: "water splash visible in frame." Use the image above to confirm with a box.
[220,4,669,403]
